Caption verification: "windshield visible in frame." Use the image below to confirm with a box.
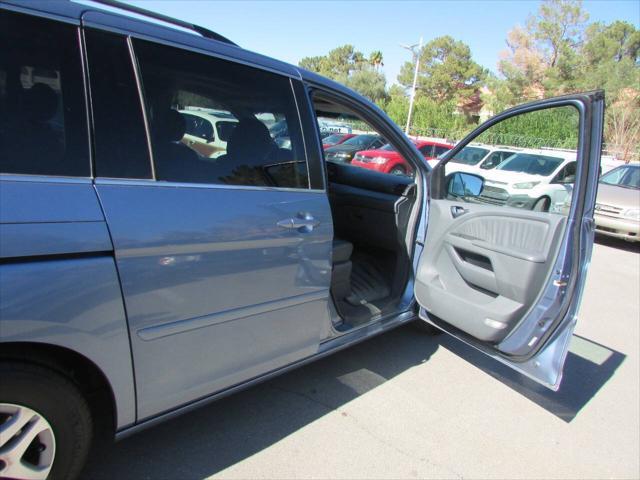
[380,143,397,151]
[342,135,377,147]
[323,133,345,144]
[450,146,489,165]
[497,153,565,176]
[600,166,640,189]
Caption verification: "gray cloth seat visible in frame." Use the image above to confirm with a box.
[332,238,353,264]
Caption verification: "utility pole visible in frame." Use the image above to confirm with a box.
[400,36,422,135]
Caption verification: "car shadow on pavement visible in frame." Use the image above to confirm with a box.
[437,333,625,423]
[82,325,440,480]
[595,234,640,253]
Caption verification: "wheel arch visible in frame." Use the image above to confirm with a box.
[0,341,118,440]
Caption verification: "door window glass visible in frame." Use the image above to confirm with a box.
[442,105,579,214]
[0,11,89,176]
[85,30,152,179]
[134,39,309,189]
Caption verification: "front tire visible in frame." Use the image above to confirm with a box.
[0,363,93,480]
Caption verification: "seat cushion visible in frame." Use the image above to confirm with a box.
[333,238,353,264]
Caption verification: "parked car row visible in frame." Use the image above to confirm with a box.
[325,133,453,176]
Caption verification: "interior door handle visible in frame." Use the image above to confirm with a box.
[277,213,320,232]
[451,205,468,218]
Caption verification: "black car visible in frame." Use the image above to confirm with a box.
[324,134,385,163]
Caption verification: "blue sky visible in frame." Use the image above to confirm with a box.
[126,1,639,84]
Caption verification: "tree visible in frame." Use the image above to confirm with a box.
[606,90,640,163]
[497,25,547,101]
[530,0,589,68]
[490,1,639,160]
[369,50,384,71]
[299,45,366,83]
[579,21,640,161]
[497,0,589,98]
[397,36,486,104]
[583,21,640,65]
[345,69,388,105]
[299,45,387,103]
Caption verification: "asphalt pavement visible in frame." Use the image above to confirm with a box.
[83,235,640,480]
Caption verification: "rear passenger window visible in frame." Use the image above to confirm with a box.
[0,11,89,176]
[85,30,152,179]
[133,39,309,189]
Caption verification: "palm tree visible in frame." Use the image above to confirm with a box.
[369,50,384,71]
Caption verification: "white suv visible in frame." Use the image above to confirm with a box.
[434,144,521,173]
[478,149,577,212]
[179,109,238,158]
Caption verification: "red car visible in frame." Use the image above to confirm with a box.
[322,132,356,150]
[351,139,453,175]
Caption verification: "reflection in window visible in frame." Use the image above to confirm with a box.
[0,10,89,176]
[134,39,309,189]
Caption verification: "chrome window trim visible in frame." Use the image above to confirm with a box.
[94,177,325,194]
[289,78,312,190]
[78,27,95,178]
[0,173,93,184]
[127,35,156,180]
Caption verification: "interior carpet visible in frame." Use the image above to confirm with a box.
[345,259,391,306]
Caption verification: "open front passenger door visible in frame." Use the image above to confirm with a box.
[414,92,605,390]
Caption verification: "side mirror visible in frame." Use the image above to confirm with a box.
[446,172,484,198]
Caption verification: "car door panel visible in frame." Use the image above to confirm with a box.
[416,200,566,342]
[415,92,604,389]
[96,182,333,419]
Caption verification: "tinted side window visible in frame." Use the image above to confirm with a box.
[85,30,151,179]
[134,39,309,189]
[0,11,89,176]
[419,145,434,157]
[553,161,577,183]
[371,138,384,149]
[434,145,451,157]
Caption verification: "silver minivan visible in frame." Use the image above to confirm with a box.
[0,1,604,479]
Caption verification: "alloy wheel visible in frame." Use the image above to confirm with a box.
[0,403,56,480]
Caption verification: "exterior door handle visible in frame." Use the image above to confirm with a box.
[277,213,320,232]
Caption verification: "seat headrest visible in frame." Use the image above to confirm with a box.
[23,83,58,123]
[155,109,186,142]
[227,118,274,164]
